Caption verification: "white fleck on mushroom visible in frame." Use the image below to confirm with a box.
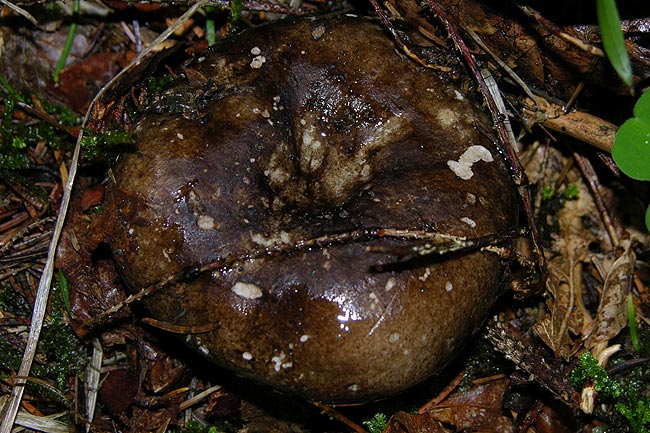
[437,108,458,128]
[460,217,476,228]
[231,282,263,299]
[250,55,266,69]
[271,352,291,372]
[418,267,431,282]
[311,24,326,40]
[243,351,253,361]
[197,215,215,230]
[447,145,494,180]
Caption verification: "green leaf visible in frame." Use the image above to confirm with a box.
[613,91,650,181]
[646,204,650,232]
[634,87,650,119]
[597,0,633,87]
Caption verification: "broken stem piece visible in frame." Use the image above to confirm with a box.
[522,96,617,153]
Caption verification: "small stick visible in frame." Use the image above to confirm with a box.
[0,211,30,234]
[83,227,518,329]
[418,369,464,413]
[572,151,619,246]
[521,96,617,153]
[84,338,102,432]
[311,401,368,433]
[563,57,600,114]
[516,400,546,433]
[368,0,452,72]
[516,5,605,57]
[178,384,222,411]
[141,317,219,334]
[0,0,40,27]
[15,101,79,138]
[465,27,539,112]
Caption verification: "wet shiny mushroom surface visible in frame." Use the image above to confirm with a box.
[62,15,519,403]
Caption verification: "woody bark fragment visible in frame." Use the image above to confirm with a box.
[522,96,618,153]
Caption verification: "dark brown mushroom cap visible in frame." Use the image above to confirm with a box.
[106,15,518,403]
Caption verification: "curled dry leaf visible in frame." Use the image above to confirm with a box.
[535,169,598,359]
[586,242,635,356]
[384,411,448,433]
[420,378,513,433]
[97,367,139,414]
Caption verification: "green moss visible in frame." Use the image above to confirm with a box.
[570,352,623,398]
[363,413,388,433]
[540,183,579,202]
[172,420,221,433]
[537,182,580,242]
[541,185,555,201]
[461,338,510,388]
[41,283,87,390]
[0,282,85,406]
[613,356,650,400]
[0,337,24,373]
[0,284,32,317]
[563,183,580,200]
[80,129,134,161]
[571,352,650,433]
[146,74,182,94]
[0,75,80,177]
[1,97,31,174]
[635,325,650,358]
[617,399,650,433]
[42,100,82,127]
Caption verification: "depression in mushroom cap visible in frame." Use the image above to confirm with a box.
[60,15,519,403]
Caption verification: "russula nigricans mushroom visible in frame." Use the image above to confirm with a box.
[59,15,519,403]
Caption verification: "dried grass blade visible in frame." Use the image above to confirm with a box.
[84,339,102,432]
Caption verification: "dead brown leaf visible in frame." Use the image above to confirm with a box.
[98,366,139,414]
[425,378,514,433]
[535,170,598,359]
[80,184,106,211]
[384,411,448,433]
[586,243,635,353]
